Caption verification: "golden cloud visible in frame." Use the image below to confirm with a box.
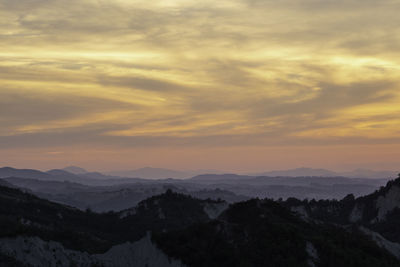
[1,0,400,151]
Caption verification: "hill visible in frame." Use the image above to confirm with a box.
[107,167,189,179]
[284,174,400,253]
[62,166,88,174]
[251,168,398,179]
[1,183,400,266]
[154,198,398,267]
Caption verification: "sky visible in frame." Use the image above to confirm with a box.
[1,0,400,172]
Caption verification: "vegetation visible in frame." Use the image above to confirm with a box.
[0,253,28,267]
[0,186,215,253]
[154,199,399,267]
[1,184,400,266]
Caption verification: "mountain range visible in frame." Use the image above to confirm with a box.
[0,166,393,212]
[63,166,398,179]
[2,174,400,266]
[250,167,399,179]
[105,167,227,179]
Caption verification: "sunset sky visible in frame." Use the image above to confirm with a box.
[1,0,400,172]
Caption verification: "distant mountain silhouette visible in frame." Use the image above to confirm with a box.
[0,167,148,186]
[190,173,253,182]
[0,167,53,180]
[187,174,388,199]
[107,167,189,179]
[189,173,388,185]
[1,166,392,202]
[62,166,88,174]
[340,169,398,179]
[2,175,247,212]
[251,167,398,178]
[0,167,91,184]
[253,167,338,177]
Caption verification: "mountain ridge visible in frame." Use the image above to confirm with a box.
[2,177,400,266]
[251,167,398,179]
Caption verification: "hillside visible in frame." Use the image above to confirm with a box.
[2,167,388,202]
[284,174,400,250]
[2,177,245,212]
[1,183,400,266]
[154,199,399,267]
[0,167,150,187]
[0,186,222,253]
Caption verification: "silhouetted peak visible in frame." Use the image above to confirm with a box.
[342,194,355,203]
[0,167,15,171]
[62,166,88,174]
[47,169,76,176]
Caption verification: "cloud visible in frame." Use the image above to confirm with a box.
[1,0,400,155]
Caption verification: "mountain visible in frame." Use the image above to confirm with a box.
[62,166,88,174]
[0,179,15,189]
[80,171,148,182]
[106,167,229,179]
[2,177,246,212]
[3,177,92,194]
[341,169,398,179]
[253,167,338,177]
[2,181,400,266]
[188,173,390,185]
[0,234,185,267]
[188,174,387,199]
[0,167,53,180]
[1,167,389,204]
[0,186,202,266]
[47,169,82,177]
[153,198,398,267]
[108,167,398,179]
[283,174,400,254]
[283,174,400,225]
[107,167,189,179]
[189,174,253,182]
[0,167,154,187]
[0,186,223,248]
[251,167,398,179]
[0,167,91,184]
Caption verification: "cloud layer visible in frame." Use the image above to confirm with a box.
[1,0,400,170]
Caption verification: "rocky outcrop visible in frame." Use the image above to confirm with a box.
[360,227,400,260]
[375,186,400,221]
[203,202,229,219]
[0,234,186,267]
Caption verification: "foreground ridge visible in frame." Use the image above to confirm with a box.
[1,179,400,266]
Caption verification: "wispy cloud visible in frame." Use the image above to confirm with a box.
[1,0,400,169]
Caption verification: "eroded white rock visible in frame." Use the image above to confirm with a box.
[0,234,186,267]
[376,186,400,221]
[360,226,400,259]
[203,202,229,219]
